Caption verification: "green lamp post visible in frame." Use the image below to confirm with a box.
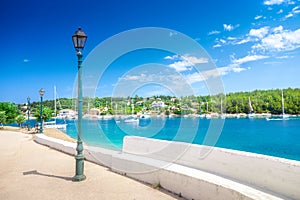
[39,88,45,133]
[27,96,31,131]
[72,27,87,182]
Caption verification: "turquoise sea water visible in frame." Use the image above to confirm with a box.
[62,117,300,161]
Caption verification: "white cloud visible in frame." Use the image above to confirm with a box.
[207,68,228,77]
[252,27,300,52]
[116,68,196,97]
[199,54,267,80]
[249,27,270,38]
[169,61,193,72]
[264,0,296,5]
[182,55,208,65]
[264,0,285,5]
[232,55,269,66]
[277,55,292,59]
[285,29,300,44]
[164,54,236,84]
[217,67,231,76]
[121,73,146,81]
[263,61,282,64]
[164,55,179,60]
[165,55,208,72]
[256,34,284,50]
[236,38,250,45]
[119,66,212,86]
[223,24,234,31]
[185,63,251,84]
[211,66,246,76]
[273,25,283,32]
[23,59,30,63]
[284,5,300,19]
[233,27,270,46]
[116,53,256,95]
[227,36,237,40]
[284,13,294,18]
[185,67,231,84]
[232,67,247,73]
[214,34,252,47]
[293,6,300,12]
[164,55,173,60]
[213,44,222,48]
[220,39,226,44]
[185,72,205,84]
[208,30,220,35]
[213,22,300,55]
[277,9,284,14]
[255,15,263,20]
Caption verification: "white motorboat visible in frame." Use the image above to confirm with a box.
[44,120,67,129]
[124,116,139,123]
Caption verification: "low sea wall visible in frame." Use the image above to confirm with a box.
[34,134,119,168]
[123,136,300,199]
[34,134,77,155]
[34,134,299,200]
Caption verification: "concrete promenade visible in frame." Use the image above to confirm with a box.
[0,131,179,200]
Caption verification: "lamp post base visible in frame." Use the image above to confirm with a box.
[73,155,86,182]
[73,174,86,182]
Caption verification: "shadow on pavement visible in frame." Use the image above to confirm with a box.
[23,170,73,181]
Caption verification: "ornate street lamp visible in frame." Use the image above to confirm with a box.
[72,27,87,182]
[39,88,45,133]
[27,97,31,131]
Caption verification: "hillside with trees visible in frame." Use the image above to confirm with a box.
[1,88,299,124]
[24,88,300,115]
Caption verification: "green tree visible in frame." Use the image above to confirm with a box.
[14,88,300,116]
[0,102,21,123]
[34,106,53,122]
[15,115,26,127]
[0,111,7,125]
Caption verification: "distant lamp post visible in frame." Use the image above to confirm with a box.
[39,88,45,133]
[72,27,87,182]
[27,97,31,131]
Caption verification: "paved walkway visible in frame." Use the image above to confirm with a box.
[0,131,179,200]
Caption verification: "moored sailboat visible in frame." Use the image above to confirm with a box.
[281,90,289,119]
[44,86,67,129]
[220,98,226,119]
[266,90,289,121]
[124,100,138,123]
[248,97,254,118]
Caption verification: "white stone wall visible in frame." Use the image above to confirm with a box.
[34,134,295,200]
[34,134,77,155]
[123,136,300,199]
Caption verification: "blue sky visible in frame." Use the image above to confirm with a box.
[1,0,300,104]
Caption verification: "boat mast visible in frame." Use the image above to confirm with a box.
[248,97,253,114]
[282,90,285,115]
[131,100,134,116]
[199,102,202,115]
[221,98,223,115]
[54,85,57,117]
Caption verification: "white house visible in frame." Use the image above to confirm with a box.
[57,109,77,119]
[151,101,166,108]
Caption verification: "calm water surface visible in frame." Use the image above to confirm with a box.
[62,117,300,161]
